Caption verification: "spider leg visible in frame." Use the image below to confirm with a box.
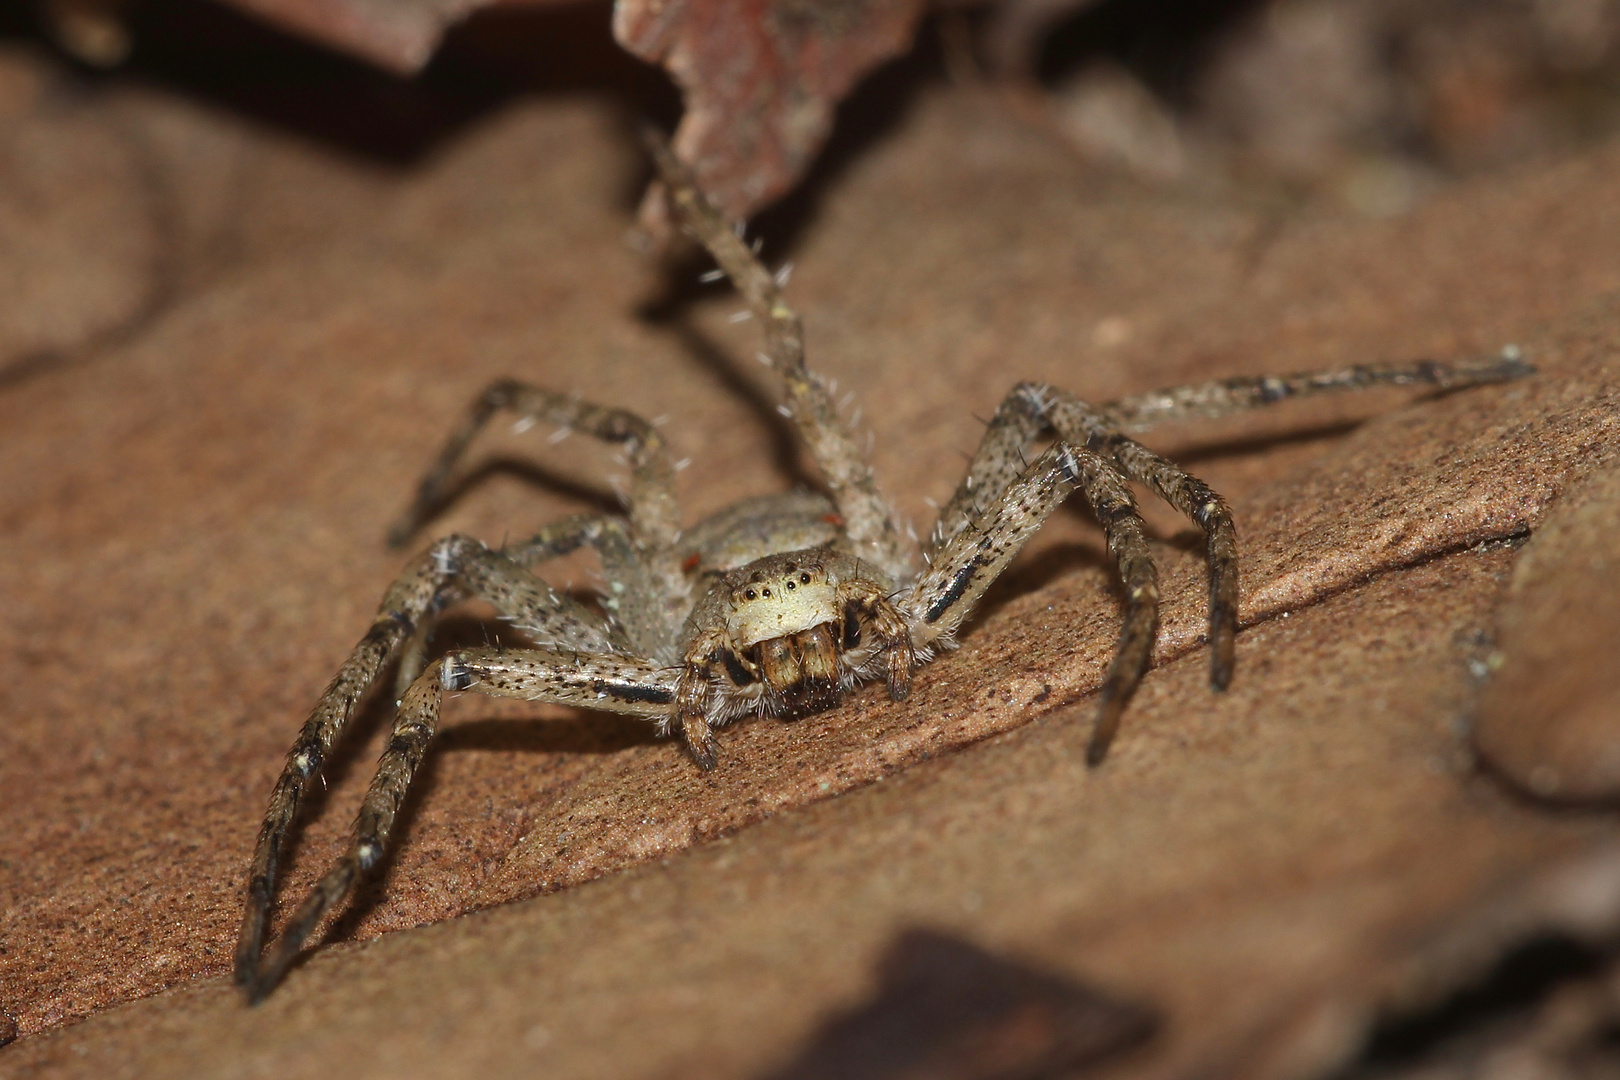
[1029,390,1240,695]
[390,512,680,695]
[923,382,1048,564]
[501,513,681,664]
[1095,354,1533,432]
[1085,434,1237,691]
[384,379,684,602]
[644,134,912,583]
[242,647,676,1002]
[236,534,625,994]
[904,443,1160,763]
[392,513,622,698]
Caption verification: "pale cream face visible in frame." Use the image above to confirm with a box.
[725,562,840,648]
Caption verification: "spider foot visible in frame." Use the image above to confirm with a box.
[681,713,719,771]
[885,644,914,702]
[1086,695,1127,767]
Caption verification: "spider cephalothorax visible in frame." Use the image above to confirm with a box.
[672,542,916,763]
[233,134,1531,1001]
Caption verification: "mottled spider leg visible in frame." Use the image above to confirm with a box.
[245,648,677,1001]
[1094,355,1533,432]
[674,628,732,769]
[561,515,683,665]
[1068,354,1530,685]
[924,382,1048,564]
[907,440,1159,761]
[1077,426,1238,692]
[384,379,684,603]
[645,133,912,582]
[905,443,1159,763]
[1019,393,1240,694]
[391,513,611,699]
[236,534,622,994]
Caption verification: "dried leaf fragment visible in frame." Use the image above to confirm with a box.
[615,0,928,220]
[1473,464,1620,802]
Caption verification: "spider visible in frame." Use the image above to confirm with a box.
[233,135,1531,1001]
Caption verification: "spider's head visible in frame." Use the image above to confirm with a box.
[725,555,846,717]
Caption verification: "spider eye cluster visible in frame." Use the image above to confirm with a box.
[743,570,815,601]
[727,560,839,647]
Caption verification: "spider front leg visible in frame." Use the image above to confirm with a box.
[925,383,1238,700]
[385,379,686,607]
[1094,354,1533,432]
[242,647,676,1001]
[235,533,627,997]
[391,513,681,698]
[906,442,1159,763]
[391,513,623,698]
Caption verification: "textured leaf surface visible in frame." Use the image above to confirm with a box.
[3,41,1620,1080]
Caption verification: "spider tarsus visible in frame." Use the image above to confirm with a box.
[681,714,719,770]
[1209,611,1237,692]
[233,880,271,988]
[1086,701,1124,766]
[232,935,261,991]
[1442,355,1535,387]
[690,740,718,771]
[240,966,273,1006]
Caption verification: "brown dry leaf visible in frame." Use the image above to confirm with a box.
[4,38,1620,1080]
[1473,463,1620,802]
[205,0,926,220]
[615,0,927,219]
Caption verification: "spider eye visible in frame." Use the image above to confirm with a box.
[799,572,812,584]
[762,588,772,597]
[745,589,756,600]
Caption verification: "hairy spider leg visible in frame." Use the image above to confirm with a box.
[385,379,685,604]
[997,389,1238,694]
[235,533,630,997]
[1081,354,1532,685]
[393,513,611,696]
[645,133,912,584]
[243,647,676,1002]
[1077,428,1237,692]
[1094,355,1534,432]
[903,441,1159,763]
[918,353,1534,761]
[389,512,678,698]
[508,514,680,663]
